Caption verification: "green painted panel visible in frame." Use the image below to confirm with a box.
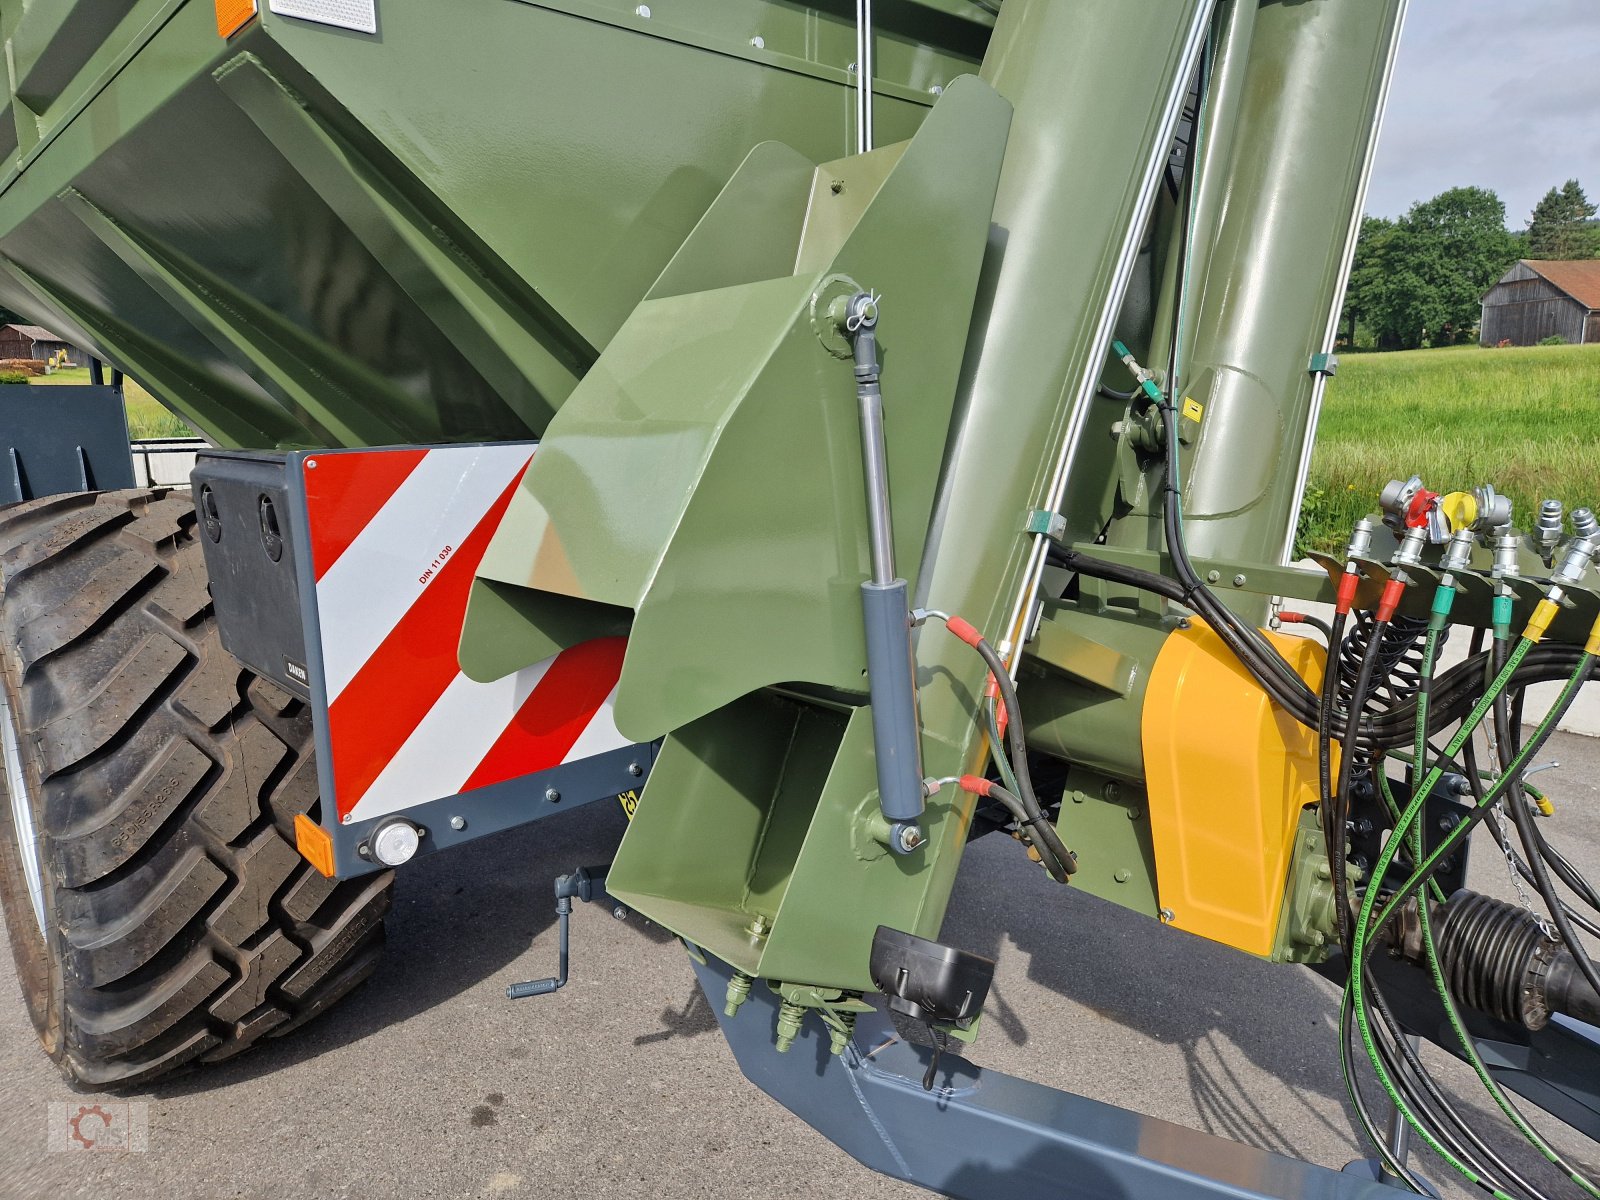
[0,0,983,447]
[466,77,1012,743]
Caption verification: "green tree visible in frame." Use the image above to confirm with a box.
[1348,187,1519,350]
[1526,179,1598,259]
[1340,215,1394,346]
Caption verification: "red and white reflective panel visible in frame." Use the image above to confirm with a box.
[302,445,628,823]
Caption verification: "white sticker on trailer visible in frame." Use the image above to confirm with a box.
[268,0,377,34]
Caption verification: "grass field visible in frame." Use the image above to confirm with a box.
[13,350,1599,548]
[27,366,195,439]
[1299,342,1600,554]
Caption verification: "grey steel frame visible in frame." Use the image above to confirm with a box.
[689,951,1397,1200]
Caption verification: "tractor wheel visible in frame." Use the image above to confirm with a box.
[0,489,391,1088]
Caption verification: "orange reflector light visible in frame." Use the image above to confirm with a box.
[216,0,258,37]
[294,813,336,878]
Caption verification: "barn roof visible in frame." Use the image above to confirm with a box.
[0,323,64,342]
[1515,260,1600,310]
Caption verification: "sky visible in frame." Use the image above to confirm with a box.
[1363,0,1600,229]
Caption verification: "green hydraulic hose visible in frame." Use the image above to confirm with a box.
[1351,642,1593,1196]
[1403,588,1596,1197]
[985,696,1022,799]
[1347,632,1531,1195]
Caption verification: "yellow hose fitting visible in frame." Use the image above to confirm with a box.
[1587,614,1600,657]
[1524,598,1560,643]
[1535,794,1556,817]
[1439,491,1478,533]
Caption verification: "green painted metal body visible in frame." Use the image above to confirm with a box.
[0,0,1404,986]
[0,0,985,446]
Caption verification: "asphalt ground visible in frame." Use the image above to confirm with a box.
[3,729,1599,1200]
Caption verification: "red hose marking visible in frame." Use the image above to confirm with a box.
[1375,577,1407,623]
[945,616,984,648]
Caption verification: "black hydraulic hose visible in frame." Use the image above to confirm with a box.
[971,637,1078,879]
[1334,615,1390,954]
[1056,544,1600,750]
[1366,665,1589,972]
[1539,837,1600,915]
[1052,544,1324,721]
[1097,383,1138,403]
[1492,645,1600,1005]
[1461,734,1600,939]
[984,781,1071,884]
[1341,978,1539,1198]
[1289,612,1335,642]
[1320,609,1351,952]
[1368,977,1546,1199]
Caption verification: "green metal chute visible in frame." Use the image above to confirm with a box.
[461,77,1011,743]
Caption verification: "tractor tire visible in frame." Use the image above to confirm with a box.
[0,489,392,1089]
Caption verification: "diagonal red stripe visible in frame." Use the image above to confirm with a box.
[327,472,524,817]
[459,637,628,794]
[304,448,429,581]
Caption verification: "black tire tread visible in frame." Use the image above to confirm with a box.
[0,489,392,1088]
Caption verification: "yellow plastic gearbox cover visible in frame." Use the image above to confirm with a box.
[1141,619,1330,958]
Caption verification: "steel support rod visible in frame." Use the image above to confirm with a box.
[855,0,875,154]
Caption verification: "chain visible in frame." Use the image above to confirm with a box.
[1479,726,1558,938]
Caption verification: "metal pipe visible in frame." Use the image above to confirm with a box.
[855,0,875,154]
[988,3,1213,670]
[852,294,894,585]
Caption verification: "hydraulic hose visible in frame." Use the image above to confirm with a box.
[1352,646,1598,1199]
[1401,594,1581,1196]
[1348,651,1583,1197]
[956,775,1071,885]
[1319,606,1350,950]
[965,630,1077,879]
[1049,544,1600,751]
[927,613,1076,881]
[1493,626,1600,1007]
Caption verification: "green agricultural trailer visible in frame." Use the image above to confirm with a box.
[1,1,1599,1196]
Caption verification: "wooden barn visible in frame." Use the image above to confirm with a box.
[0,323,79,364]
[1480,260,1600,346]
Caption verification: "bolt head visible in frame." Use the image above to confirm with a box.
[627,761,644,777]
[1113,869,1131,883]
[896,824,926,853]
[545,787,561,804]
[1159,908,1176,924]
[449,815,466,831]
[1232,573,1247,588]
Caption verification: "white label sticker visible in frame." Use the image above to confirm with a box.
[268,0,377,34]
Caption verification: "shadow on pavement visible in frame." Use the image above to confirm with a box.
[147,798,633,1098]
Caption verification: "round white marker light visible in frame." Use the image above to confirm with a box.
[369,819,422,867]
